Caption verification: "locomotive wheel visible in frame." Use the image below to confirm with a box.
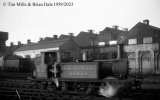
[74,82,91,95]
[51,82,57,90]
[45,81,57,90]
[61,82,68,91]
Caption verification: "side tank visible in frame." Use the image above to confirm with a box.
[60,59,128,79]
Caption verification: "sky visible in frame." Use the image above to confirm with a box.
[0,0,160,46]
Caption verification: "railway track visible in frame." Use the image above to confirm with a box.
[0,77,160,100]
[0,72,32,80]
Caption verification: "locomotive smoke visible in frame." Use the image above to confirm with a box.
[99,82,118,98]
[52,78,59,87]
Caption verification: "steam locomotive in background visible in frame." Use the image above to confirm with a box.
[0,55,33,72]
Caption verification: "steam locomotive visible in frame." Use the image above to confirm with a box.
[33,44,133,96]
[0,45,138,96]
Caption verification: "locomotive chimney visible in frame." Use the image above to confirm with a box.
[117,44,123,59]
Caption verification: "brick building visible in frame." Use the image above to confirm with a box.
[124,20,160,75]
[98,25,128,44]
[75,30,98,47]
[75,30,99,60]
[75,27,128,60]
[98,26,128,59]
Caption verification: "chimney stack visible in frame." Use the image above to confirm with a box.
[122,28,128,31]
[18,41,21,46]
[39,38,43,41]
[53,35,58,39]
[112,25,119,30]
[27,39,31,44]
[143,19,149,25]
[88,30,93,34]
[68,33,74,36]
[10,42,14,46]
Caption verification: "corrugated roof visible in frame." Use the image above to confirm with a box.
[15,39,69,52]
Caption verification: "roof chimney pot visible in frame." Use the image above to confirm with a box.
[122,28,128,31]
[112,25,119,30]
[68,33,74,36]
[40,38,43,41]
[53,35,58,39]
[88,30,93,34]
[143,19,149,25]
[18,41,21,46]
[27,39,31,44]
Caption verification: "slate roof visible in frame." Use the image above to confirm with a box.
[43,37,56,41]
[59,34,75,40]
[75,31,98,47]
[129,22,160,36]
[101,27,128,39]
[98,27,128,45]
[15,39,69,52]
[127,22,160,44]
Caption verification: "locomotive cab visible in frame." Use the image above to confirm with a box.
[33,51,59,79]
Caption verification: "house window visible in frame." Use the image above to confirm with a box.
[143,37,152,44]
[128,39,137,45]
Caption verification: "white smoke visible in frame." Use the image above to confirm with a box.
[99,83,118,98]
[52,78,59,87]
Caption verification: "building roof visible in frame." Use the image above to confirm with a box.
[75,31,98,47]
[129,22,160,32]
[127,21,160,44]
[15,39,69,52]
[59,34,75,40]
[101,27,128,39]
[98,27,128,44]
